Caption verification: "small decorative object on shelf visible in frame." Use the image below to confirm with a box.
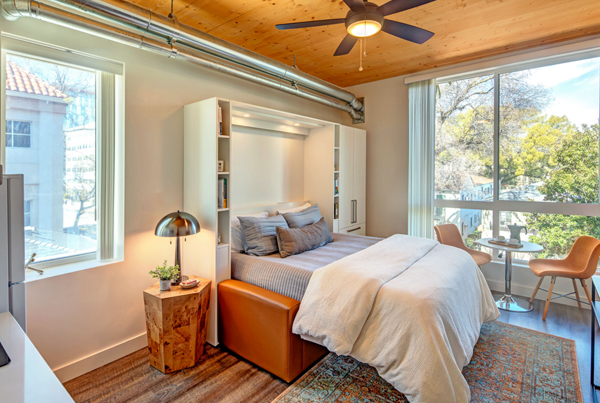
[149,260,180,291]
[217,160,224,172]
[218,178,227,208]
[218,106,223,135]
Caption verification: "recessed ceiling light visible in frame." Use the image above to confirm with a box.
[294,123,300,126]
[243,113,250,117]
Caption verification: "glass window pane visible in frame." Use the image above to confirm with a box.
[499,58,600,203]
[434,207,493,250]
[5,135,12,147]
[13,135,30,148]
[13,121,30,134]
[435,76,494,201]
[5,54,97,262]
[6,120,11,134]
[499,211,600,263]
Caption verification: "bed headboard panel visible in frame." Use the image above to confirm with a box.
[231,200,310,217]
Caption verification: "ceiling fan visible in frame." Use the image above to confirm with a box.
[276,0,435,56]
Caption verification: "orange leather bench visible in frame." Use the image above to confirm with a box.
[218,279,328,382]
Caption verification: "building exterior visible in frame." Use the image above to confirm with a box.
[5,60,69,238]
[5,60,97,260]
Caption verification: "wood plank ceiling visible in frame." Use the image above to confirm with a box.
[127,0,600,87]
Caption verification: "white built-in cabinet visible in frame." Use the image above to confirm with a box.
[183,97,367,346]
[338,126,366,235]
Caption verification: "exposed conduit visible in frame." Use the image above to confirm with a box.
[0,0,365,122]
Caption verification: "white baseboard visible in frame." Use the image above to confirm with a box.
[486,279,590,309]
[54,333,147,383]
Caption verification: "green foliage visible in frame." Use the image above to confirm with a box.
[149,260,180,281]
[525,124,600,258]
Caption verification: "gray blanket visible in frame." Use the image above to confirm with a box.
[231,233,382,301]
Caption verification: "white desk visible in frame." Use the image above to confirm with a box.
[477,238,543,313]
[0,312,74,403]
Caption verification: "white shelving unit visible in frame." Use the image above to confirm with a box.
[183,98,231,346]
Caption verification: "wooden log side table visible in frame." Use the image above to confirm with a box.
[143,275,211,373]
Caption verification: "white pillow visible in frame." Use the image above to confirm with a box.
[231,212,268,252]
[276,202,311,215]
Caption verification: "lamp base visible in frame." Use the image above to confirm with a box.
[171,275,188,286]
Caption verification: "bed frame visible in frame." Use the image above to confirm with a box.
[218,201,328,382]
[218,280,328,382]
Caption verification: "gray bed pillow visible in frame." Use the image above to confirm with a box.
[276,217,333,258]
[239,215,289,256]
[282,204,322,228]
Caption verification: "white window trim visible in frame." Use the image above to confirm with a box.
[0,34,125,275]
[433,53,600,263]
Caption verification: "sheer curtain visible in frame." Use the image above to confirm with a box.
[407,79,436,238]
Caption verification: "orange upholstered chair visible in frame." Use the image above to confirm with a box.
[434,224,492,268]
[529,236,600,321]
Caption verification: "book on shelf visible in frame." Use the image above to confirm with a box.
[218,178,227,209]
[334,177,339,195]
[334,202,339,219]
[218,106,223,136]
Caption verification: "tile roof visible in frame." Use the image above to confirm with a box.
[6,61,68,99]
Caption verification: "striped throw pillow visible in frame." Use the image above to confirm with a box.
[282,204,322,228]
[239,215,289,256]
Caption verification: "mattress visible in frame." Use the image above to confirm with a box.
[231,233,382,301]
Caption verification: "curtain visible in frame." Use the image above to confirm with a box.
[407,79,436,238]
[97,71,116,261]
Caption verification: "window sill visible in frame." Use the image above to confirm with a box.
[25,256,124,283]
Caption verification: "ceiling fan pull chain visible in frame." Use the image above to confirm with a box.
[359,38,363,71]
[364,36,367,57]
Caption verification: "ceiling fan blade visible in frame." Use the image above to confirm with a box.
[381,19,434,44]
[276,18,346,30]
[334,34,359,56]
[377,0,435,16]
[343,0,367,12]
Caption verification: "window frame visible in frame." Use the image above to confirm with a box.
[433,55,600,261]
[1,34,124,273]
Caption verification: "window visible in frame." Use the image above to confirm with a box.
[2,35,122,268]
[24,200,31,228]
[434,56,600,261]
[6,120,31,147]
[4,53,97,262]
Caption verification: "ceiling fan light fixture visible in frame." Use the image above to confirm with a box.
[347,19,381,37]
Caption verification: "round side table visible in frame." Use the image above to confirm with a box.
[477,238,543,312]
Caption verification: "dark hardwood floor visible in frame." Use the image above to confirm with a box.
[64,294,598,402]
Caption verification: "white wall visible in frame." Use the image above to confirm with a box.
[0,17,350,381]
[347,77,409,238]
[232,127,306,208]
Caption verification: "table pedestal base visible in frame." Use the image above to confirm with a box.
[496,294,533,312]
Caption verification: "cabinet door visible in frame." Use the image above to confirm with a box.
[353,129,366,225]
[338,125,354,229]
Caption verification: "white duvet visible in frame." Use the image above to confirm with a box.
[293,234,499,403]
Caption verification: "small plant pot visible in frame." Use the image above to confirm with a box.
[159,279,172,291]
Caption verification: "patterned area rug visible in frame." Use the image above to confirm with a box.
[273,321,583,403]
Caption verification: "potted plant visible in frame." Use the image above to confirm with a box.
[149,261,180,291]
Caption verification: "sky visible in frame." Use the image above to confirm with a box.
[522,58,600,127]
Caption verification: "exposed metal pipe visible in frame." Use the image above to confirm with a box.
[0,0,363,120]
[0,0,365,122]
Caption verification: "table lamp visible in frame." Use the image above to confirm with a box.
[155,210,200,285]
